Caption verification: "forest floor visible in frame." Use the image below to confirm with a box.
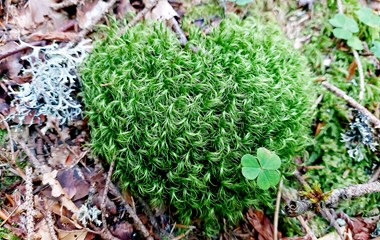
[0,0,379,239]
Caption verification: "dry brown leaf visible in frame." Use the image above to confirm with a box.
[28,32,77,41]
[57,167,90,201]
[35,219,53,240]
[0,41,23,79]
[346,60,358,81]
[246,209,281,240]
[146,0,178,21]
[42,170,79,213]
[57,229,88,240]
[77,0,109,29]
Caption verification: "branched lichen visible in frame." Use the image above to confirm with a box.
[341,110,378,161]
[82,16,314,236]
[7,40,91,125]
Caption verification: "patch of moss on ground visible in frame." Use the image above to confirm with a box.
[82,15,314,236]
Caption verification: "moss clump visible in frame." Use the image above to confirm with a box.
[81,16,314,235]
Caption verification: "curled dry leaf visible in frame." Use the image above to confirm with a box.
[246,209,282,240]
[77,0,109,29]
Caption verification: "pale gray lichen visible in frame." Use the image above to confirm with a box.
[341,110,378,161]
[7,40,91,125]
[77,202,102,227]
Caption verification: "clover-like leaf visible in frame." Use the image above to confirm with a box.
[241,154,260,180]
[241,148,282,190]
[329,14,359,33]
[347,36,363,50]
[257,170,281,190]
[229,0,254,5]
[371,41,380,59]
[333,28,353,40]
[356,7,380,28]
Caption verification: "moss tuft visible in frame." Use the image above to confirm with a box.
[81,16,314,235]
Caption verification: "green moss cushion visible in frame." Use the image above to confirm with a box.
[81,16,314,235]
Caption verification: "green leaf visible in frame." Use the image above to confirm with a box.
[262,153,281,170]
[371,41,380,58]
[329,14,359,33]
[257,147,270,164]
[333,28,353,40]
[241,154,260,168]
[230,0,253,5]
[257,170,280,190]
[256,147,281,170]
[242,167,261,180]
[347,36,363,50]
[355,7,380,28]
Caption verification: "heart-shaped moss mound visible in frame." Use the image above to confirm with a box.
[81,16,314,236]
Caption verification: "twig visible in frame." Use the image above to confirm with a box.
[321,81,380,128]
[118,0,158,35]
[167,17,187,46]
[109,182,153,240]
[136,196,162,235]
[353,50,365,102]
[77,0,118,39]
[171,226,196,240]
[101,160,115,235]
[273,178,283,240]
[0,205,20,227]
[0,41,44,61]
[296,216,317,240]
[320,208,344,240]
[284,180,380,217]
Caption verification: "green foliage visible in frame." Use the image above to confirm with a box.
[241,148,281,190]
[355,7,380,28]
[347,36,363,50]
[371,41,380,58]
[0,227,20,240]
[227,0,253,5]
[81,16,314,235]
[329,13,358,40]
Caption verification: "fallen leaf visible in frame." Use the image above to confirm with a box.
[42,170,79,213]
[57,167,90,201]
[346,60,358,81]
[57,229,88,240]
[35,219,53,240]
[246,209,282,240]
[146,0,178,21]
[77,0,109,29]
[28,32,78,42]
[110,222,134,239]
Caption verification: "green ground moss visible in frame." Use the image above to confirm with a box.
[81,16,314,235]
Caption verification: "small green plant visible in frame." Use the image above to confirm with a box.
[241,148,281,190]
[329,7,380,51]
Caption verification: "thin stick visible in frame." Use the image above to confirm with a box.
[284,180,380,216]
[353,50,365,102]
[77,0,118,39]
[109,181,153,240]
[0,205,20,227]
[321,81,380,128]
[273,178,283,240]
[296,216,317,240]
[25,166,35,240]
[118,0,158,35]
[0,41,43,61]
[369,166,380,182]
[167,17,187,46]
